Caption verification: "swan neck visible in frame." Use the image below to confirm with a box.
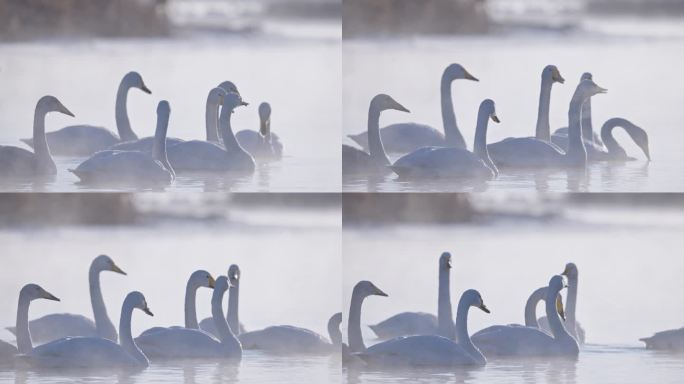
[115,81,138,142]
[581,99,593,143]
[565,95,587,166]
[441,76,466,149]
[152,108,173,175]
[367,106,390,166]
[328,318,342,346]
[437,266,454,339]
[32,104,55,173]
[227,284,240,335]
[545,285,570,340]
[219,105,248,155]
[455,297,485,365]
[16,292,32,353]
[600,118,627,156]
[90,265,116,341]
[524,287,546,328]
[535,76,552,141]
[473,107,497,174]
[260,119,271,137]
[184,280,199,329]
[119,299,147,366]
[212,288,241,349]
[205,93,220,143]
[348,288,366,353]
[566,275,578,339]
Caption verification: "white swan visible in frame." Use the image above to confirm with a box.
[167,92,255,173]
[136,270,215,339]
[350,281,490,367]
[6,255,126,344]
[484,79,607,169]
[0,284,60,366]
[487,65,565,166]
[235,102,283,160]
[538,263,586,344]
[391,99,500,179]
[69,101,175,185]
[552,72,606,157]
[471,275,579,358]
[342,94,410,175]
[0,96,74,178]
[369,252,454,340]
[21,72,151,156]
[347,63,478,153]
[641,329,684,351]
[134,275,242,360]
[199,265,246,337]
[598,118,650,161]
[22,291,154,370]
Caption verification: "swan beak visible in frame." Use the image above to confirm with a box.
[553,71,565,84]
[43,291,60,302]
[240,101,249,107]
[561,266,569,276]
[642,145,651,161]
[447,259,452,269]
[479,304,490,314]
[464,70,479,82]
[141,84,152,94]
[59,104,75,118]
[111,264,127,275]
[491,114,500,123]
[374,287,389,297]
[208,275,216,288]
[597,86,608,94]
[393,103,410,113]
[143,307,154,317]
[556,295,566,321]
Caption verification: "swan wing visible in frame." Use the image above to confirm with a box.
[488,137,565,168]
[109,137,184,153]
[198,317,246,338]
[349,123,444,153]
[167,140,254,172]
[0,146,38,176]
[238,325,331,354]
[135,327,229,359]
[369,312,438,339]
[471,326,559,357]
[26,337,140,369]
[6,314,97,343]
[392,147,491,178]
[361,335,476,367]
[71,150,171,184]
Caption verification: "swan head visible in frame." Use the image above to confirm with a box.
[190,270,216,289]
[21,284,60,302]
[461,289,490,314]
[439,252,452,270]
[581,72,593,81]
[92,254,127,275]
[371,94,410,114]
[209,87,227,104]
[623,120,651,161]
[214,275,231,294]
[561,262,578,279]
[218,81,240,96]
[479,99,500,124]
[444,63,479,82]
[127,291,154,317]
[548,275,568,295]
[259,102,271,122]
[223,92,249,112]
[157,100,171,117]
[124,71,151,94]
[543,65,565,84]
[575,79,607,101]
[353,280,388,299]
[38,96,75,118]
[328,312,342,328]
[228,264,241,287]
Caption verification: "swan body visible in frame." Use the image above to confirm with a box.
[23,291,154,370]
[6,255,126,344]
[109,137,184,153]
[538,263,586,344]
[488,65,566,167]
[343,94,410,175]
[236,102,283,160]
[471,275,579,358]
[167,92,255,173]
[490,78,607,169]
[347,63,478,153]
[391,99,500,179]
[135,275,242,360]
[21,72,151,156]
[352,282,489,367]
[239,325,332,354]
[200,265,246,337]
[0,341,17,365]
[640,328,684,351]
[0,96,74,177]
[70,101,175,185]
[370,252,454,340]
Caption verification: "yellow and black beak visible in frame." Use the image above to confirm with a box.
[111,264,127,276]
[479,303,490,314]
[491,114,500,123]
[43,291,61,302]
[464,70,479,82]
[208,275,216,289]
[143,306,154,317]
[240,101,249,107]
[374,287,389,297]
[141,84,152,94]
[556,295,566,321]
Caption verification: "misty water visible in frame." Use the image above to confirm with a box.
[343,202,684,383]
[343,17,684,192]
[0,199,342,383]
[0,22,341,192]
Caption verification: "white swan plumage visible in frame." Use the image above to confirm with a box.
[369,252,454,340]
[167,92,255,173]
[21,72,151,156]
[342,94,410,175]
[349,281,489,367]
[199,265,246,337]
[236,102,283,160]
[391,99,500,179]
[598,118,650,161]
[641,328,684,351]
[22,291,154,370]
[538,263,586,344]
[0,284,60,366]
[134,275,242,360]
[6,255,125,344]
[69,101,175,185]
[347,63,478,153]
[0,96,74,178]
[471,275,579,358]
